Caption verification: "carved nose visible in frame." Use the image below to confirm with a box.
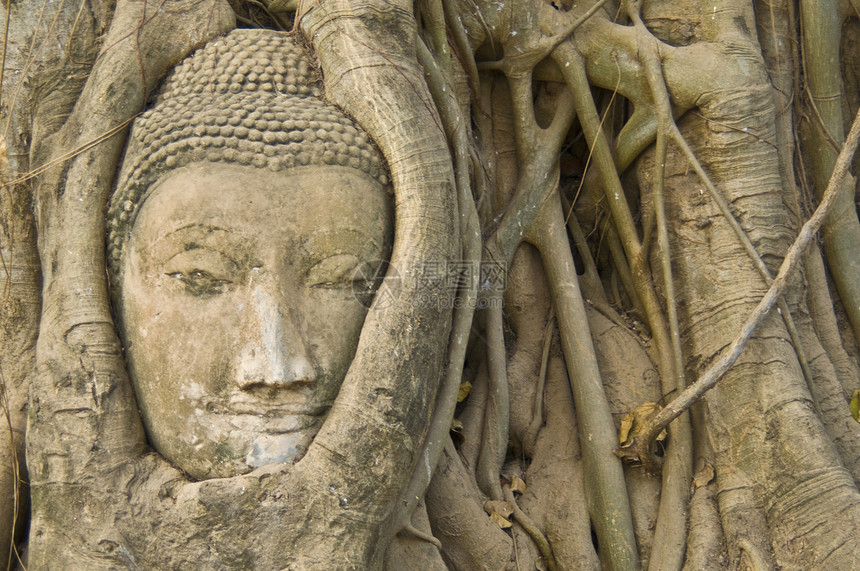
[236,278,317,389]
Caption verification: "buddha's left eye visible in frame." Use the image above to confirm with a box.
[168,270,232,297]
[306,254,363,289]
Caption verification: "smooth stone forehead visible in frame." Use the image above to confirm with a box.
[135,162,390,238]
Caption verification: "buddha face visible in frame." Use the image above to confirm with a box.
[117,162,391,480]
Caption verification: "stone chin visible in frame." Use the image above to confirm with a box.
[245,429,316,470]
[171,404,327,479]
[181,424,321,480]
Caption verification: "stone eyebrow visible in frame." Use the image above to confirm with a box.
[160,223,236,239]
[299,228,385,258]
[146,223,241,265]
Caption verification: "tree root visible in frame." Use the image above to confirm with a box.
[529,193,640,570]
[619,105,860,467]
[504,484,559,571]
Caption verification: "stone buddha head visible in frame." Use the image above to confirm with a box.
[107,29,393,480]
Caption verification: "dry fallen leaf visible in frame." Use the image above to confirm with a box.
[0,135,8,175]
[457,381,472,402]
[619,411,635,444]
[693,461,715,489]
[483,500,514,519]
[510,475,526,495]
[489,512,512,529]
[618,401,667,447]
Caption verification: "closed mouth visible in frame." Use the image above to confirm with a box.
[197,397,330,433]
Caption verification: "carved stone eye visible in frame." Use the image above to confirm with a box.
[168,270,232,296]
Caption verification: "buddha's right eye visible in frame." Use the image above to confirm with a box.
[168,270,232,297]
[162,247,237,297]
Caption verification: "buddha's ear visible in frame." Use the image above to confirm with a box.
[26,1,234,563]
